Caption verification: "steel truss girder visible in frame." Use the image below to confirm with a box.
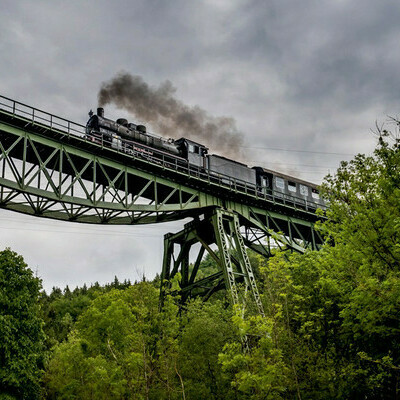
[160,208,264,315]
[0,122,223,224]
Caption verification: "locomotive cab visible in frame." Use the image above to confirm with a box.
[175,138,208,168]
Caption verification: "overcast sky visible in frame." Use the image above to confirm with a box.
[1,0,399,292]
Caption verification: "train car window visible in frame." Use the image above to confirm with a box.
[312,188,320,199]
[188,144,195,153]
[288,181,296,192]
[263,177,270,188]
[300,184,309,196]
[275,177,285,190]
[194,145,199,154]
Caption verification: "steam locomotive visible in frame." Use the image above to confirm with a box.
[86,108,325,210]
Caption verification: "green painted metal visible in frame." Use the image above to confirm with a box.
[0,120,218,224]
[0,95,325,309]
[160,209,264,315]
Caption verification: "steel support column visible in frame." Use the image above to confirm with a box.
[160,208,264,315]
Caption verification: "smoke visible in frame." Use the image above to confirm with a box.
[98,72,244,158]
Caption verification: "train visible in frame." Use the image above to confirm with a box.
[85,107,325,210]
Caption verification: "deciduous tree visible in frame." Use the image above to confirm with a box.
[0,248,45,400]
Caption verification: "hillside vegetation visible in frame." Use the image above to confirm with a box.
[0,134,399,399]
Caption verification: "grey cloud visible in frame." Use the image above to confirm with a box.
[0,0,396,290]
[235,1,400,109]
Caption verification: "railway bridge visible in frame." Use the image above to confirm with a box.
[0,95,324,314]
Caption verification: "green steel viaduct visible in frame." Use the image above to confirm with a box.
[0,95,324,314]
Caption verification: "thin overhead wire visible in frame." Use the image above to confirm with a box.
[242,146,354,156]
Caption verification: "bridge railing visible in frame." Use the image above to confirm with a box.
[0,95,86,137]
[0,95,322,213]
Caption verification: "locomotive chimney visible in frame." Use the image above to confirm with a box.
[97,107,104,118]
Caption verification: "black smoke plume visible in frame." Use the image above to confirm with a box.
[98,72,244,158]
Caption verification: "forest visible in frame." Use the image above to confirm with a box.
[1,133,400,399]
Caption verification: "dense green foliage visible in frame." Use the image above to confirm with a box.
[217,134,400,399]
[0,249,45,399]
[1,134,399,399]
[43,284,236,399]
